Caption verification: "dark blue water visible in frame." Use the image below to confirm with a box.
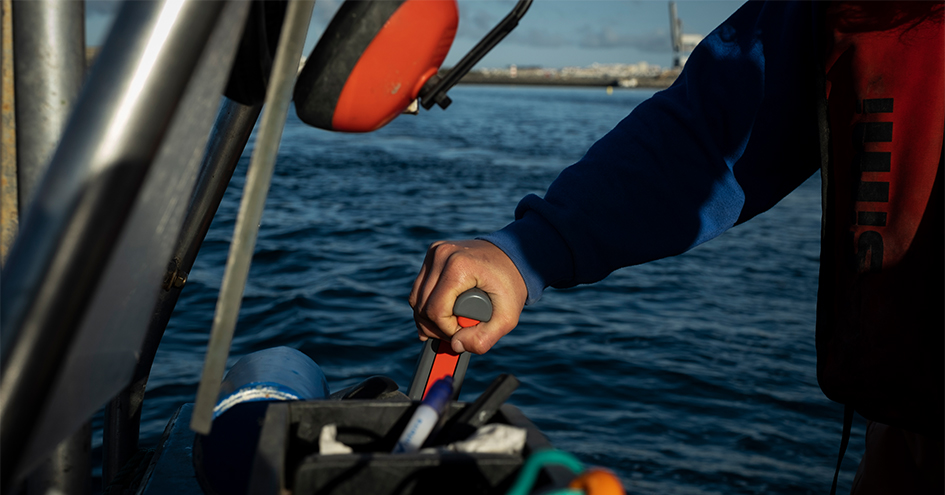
[110,86,867,494]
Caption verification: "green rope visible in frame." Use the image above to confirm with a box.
[506,449,585,495]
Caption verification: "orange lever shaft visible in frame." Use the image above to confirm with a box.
[407,288,493,400]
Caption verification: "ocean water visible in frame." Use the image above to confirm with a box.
[97,86,867,494]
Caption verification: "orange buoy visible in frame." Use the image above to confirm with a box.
[294,0,457,133]
[568,468,626,495]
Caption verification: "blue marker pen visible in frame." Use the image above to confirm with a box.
[392,376,453,453]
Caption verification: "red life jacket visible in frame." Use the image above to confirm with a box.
[817,2,944,439]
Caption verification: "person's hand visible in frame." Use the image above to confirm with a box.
[409,240,527,354]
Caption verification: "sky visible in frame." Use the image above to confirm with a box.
[86,1,744,70]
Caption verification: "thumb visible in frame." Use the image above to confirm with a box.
[449,307,519,354]
[449,324,502,355]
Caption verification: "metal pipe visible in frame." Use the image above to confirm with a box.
[12,0,86,211]
[9,2,92,493]
[103,97,262,486]
[21,0,250,481]
[178,100,264,276]
[191,0,316,435]
[0,0,225,485]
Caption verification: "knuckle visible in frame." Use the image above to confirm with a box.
[428,240,449,256]
[444,252,476,277]
[430,240,466,258]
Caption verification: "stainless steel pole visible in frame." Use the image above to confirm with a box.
[22,0,250,480]
[103,98,262,486]
[10,2,91,494]
[12,0,86,211]
[0,0,225,485]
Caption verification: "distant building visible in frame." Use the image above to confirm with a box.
[462,63,679,89]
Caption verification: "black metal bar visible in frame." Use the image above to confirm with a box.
[419,0,533,110]
[103,97,262,486]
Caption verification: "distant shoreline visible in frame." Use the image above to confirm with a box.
[455,71,679,90]
[85,47,678,90]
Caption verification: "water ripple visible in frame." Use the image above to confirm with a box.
[105,87,868,495]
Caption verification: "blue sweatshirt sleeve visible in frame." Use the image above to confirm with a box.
[481,1,823,305]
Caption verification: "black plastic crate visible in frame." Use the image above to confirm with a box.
[248,400,572,495]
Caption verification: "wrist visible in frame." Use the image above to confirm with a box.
[478,211,573,306]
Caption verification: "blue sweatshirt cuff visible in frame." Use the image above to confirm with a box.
[478,206,574,306]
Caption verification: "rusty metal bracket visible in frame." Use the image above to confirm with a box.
[1,0,17,265]
[161,258,188,291]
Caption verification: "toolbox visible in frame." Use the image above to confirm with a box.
[247,400,573,495]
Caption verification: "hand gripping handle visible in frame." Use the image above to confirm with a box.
[407,288,493,400]
[453,287,493,327]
